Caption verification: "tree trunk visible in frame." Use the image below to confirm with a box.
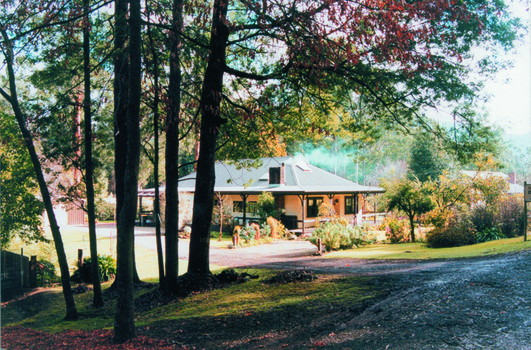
[409,213,416,243]
[83,0,103,307]
[164,0,183,292]
[187,0,229,275]
[147,5,165,289]
[113,0,141,343]
[1,29,78,321]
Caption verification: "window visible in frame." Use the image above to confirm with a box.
[233,201,258,214]
[307,197,323,218]
[269,167,281,185]
[345,196,358,215]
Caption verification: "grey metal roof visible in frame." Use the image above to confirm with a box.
[175,156,383,195]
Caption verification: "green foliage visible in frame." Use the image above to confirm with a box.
[71,254,116,284]
[239,226,256,244]
[260,223,272,237]
[469,204,497,234]
[382,177,434,242]
[0,112,47,248]
[476,227,505,244]
[426,212,477,248]
[381,215,410,243]
[308,220,369,251]
[95,199,115,221]
[256,192,283,220]
[36,259,57,286]
[408,134,447,183]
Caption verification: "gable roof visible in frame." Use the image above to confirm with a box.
[175,156,383,195]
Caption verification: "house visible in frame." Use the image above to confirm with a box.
[140,156,384,234]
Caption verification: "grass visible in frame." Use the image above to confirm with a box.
[1,270,381,335]
[326,236,531,260]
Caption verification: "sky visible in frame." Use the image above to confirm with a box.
[484,29,531,137]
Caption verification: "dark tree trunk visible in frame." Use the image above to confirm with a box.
[83,0,103,307]
[187,0,229,275]
[164,0,183,291]
[113,0,141,343]
[146,6,165,289]
[1,29,78,321]
[409,213,416,243]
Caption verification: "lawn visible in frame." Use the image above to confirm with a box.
[326,236,531,260]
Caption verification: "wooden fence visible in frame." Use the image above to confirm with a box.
[1,250,33,302]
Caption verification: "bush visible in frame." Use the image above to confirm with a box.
[382,215,409,243]
[426,213,476,248]
[95,200,115,221]
[469,204,497,234]
[308,220,368,251]
[496,195,525,238]
[257,192,283,220]
[239,226,256,243]
[36,259,56,286]
[260,223,272,237]
[71,254,116,284]
[266,217,288,239]
[424,208,455,230]
[476,227,505,243]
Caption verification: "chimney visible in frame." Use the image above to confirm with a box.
[508,172,517,184]
[280,163,285,185]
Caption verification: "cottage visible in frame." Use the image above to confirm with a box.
[141,156,383,234]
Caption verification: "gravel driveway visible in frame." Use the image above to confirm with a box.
[131,227,531,349]
[209,240,531,349]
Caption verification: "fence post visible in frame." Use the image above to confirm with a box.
[78,249,83,268]
[20,248,24,288]
[30,255,37,288]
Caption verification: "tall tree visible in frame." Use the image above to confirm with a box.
[187,0,229,274]
[408,133,447,183]
[164,0,184,291]
[146,1,165,290]
[113,0,142,342]
[83,0,104,308]
[0,27,78,320]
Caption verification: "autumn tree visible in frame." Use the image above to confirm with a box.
[186,0,520,274]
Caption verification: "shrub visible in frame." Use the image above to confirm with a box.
[266,217,288,239]
[469,204,497,234]
[424,208,455,229]
[95,200,115,221]
[382,215,409,243]
[308,220,368,251]
[476,227,505,243]
[260,223,272,237]
[36,259,56,286]
[239,226,256,243]
[496,195,525,238]
[426,213,476,248]
[71,254,116,284]
[257,192,283,220]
